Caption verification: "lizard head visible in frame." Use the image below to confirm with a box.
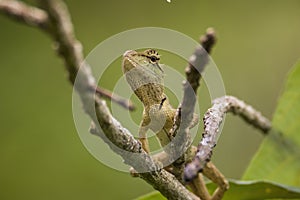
[122,49,164,75]
[122,49,165,105]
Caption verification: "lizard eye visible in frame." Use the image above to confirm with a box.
[150,56,159,63]
[150,56,157,62]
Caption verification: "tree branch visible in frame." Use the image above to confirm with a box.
[167,28,217,181]
[94,86,135,111]
[184,95,272,181]
[0,0,134,111]
[0,0,197,199]
[0,0,48,29]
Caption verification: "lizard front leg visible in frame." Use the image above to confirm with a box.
[139,120,150,153]
[128,122,149,177]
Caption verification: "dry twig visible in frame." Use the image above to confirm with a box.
[184,95,272,181]
[167,28,217,180]
[0,0,134,110]
[0,0,48,29]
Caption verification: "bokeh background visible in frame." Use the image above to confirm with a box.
[1,0,300,199]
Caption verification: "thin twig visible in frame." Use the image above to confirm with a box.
[184,95,272,181]
[94,86,135,111]
[0,0,134,111]
[0,0,48,29]
[167,28,217,180]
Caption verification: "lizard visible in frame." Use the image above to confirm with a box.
[122,49,176,153]
[122,49,229,200]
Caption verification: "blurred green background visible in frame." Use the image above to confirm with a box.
[0,0,300,199]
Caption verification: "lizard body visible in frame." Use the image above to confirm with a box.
[122,49,176,152]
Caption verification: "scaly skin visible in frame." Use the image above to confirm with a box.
[122,49,176,152]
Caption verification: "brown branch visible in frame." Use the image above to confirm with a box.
[89,106,199,200]
[0,0,48,29]
[186,28,216,91]
[0,0,134,111]
[94,86,135,111]
[166,28,217,181]
[184,95,272,181]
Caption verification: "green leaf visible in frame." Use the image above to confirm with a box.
[207,180,300,200]
[135,180,300,200]
[243,61,300,186]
